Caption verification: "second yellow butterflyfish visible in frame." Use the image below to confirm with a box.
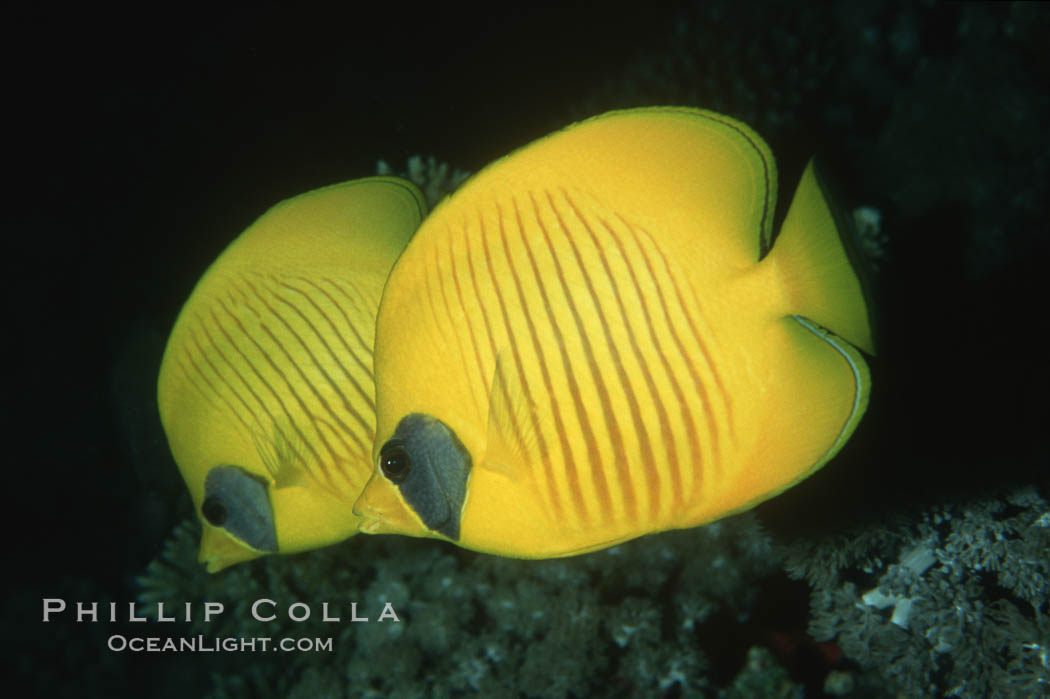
[158,177,426,571]
[355,107,875,557]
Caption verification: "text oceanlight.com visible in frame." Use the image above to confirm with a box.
[107,635,334,652]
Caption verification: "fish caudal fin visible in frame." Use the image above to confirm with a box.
[769,160,875,355]
[727,159,874,507]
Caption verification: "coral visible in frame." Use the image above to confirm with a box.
[852,206,887,269]
[375,155,470,209]
[787,485,1050,698]
[719,647,803,699]
[137,513,780,697]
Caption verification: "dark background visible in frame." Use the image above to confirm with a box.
[8,4,674,590]
[5,2,1047,695]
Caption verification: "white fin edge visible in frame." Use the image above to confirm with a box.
[790,314,867,467]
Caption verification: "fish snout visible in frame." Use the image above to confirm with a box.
[198,523,263,572]
[353,471,422,536]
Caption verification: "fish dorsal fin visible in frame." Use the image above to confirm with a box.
[224,176,427,277]
[483,347,542,482]
[485,107,777,269]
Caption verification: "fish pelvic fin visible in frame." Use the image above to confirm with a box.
[769,159,876,355]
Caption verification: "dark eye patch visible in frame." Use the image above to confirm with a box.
[379,413,471,540]
[202,465,278,552]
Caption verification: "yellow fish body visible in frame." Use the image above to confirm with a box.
[356,107,874,557]
[157,177,425,571]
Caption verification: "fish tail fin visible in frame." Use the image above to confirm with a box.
[769,159,876,355]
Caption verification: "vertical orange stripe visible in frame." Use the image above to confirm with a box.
[560,190,673,521]
[550,190,656,522]
[480,204,567,520]
[619,220,714,501]
[318,278,378,362]
[487,202,564,524]
[445,223,492,427]
[193,318,278,447]
[292,276,376,410]
[597,216,688,514]
[210,296,338,493]
[261,279,373,437]
[423,238,452,349]
[193,312,325,490]
[242,278,370,469]
[183,335,255,434]
[527,192,619,524]
[507,196,595,525]
[221,287,348,488]
[645,227,736,445]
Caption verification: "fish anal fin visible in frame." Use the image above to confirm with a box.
[740,316,871,507]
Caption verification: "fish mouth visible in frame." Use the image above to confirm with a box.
[352,472,423,536]
[352,497,386,534]
[198,522,264,572]
[358,516,385,534]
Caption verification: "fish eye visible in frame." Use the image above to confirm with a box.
[380,439,411,483]
[201,496,228,526]
[381,413,471,540]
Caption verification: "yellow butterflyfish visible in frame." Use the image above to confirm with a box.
[355,107,875,557]
[157,177,426,571]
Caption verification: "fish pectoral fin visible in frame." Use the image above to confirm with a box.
[749,315,871,500]
[269,461,307,490]
[252,419,310,489]
[483,347,542,481]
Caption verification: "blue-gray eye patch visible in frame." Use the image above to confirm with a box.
[202,465,278,552]
[379,413,471,540]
